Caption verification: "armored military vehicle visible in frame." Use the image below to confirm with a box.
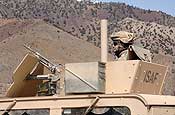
[0,20,175,115]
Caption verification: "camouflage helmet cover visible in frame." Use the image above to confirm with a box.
[111,31,134,43]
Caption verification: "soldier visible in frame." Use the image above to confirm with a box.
[111,31,151,62]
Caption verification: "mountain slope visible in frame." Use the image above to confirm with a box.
[0,0,175,48]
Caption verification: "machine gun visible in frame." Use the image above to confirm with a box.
[24,45,62,74]
[24,45,62,96]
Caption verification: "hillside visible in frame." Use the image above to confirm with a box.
[0,19,113,96]
[0,0,175,48]
[0,19,35,42]
[1,0,175,26]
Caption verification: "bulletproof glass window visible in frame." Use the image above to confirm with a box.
[62,106,131,115]
[0,109,49,115]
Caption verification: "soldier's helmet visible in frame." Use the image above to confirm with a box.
[111,31,134,44]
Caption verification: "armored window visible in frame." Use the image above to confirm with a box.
[62,106,131,115]
[0,109,49,115]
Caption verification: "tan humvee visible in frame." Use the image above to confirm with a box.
[0,20,175,115]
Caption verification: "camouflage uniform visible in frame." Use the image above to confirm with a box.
[111,31,151,62]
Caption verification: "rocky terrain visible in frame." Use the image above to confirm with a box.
[0,0,174,56]
[0,0,175,96]
[1,0,175,47]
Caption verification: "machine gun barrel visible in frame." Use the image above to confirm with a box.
[24,45,59,73]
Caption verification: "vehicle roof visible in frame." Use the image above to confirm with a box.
[1,94,175,106]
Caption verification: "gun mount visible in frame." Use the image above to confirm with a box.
[1,19,174,115]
